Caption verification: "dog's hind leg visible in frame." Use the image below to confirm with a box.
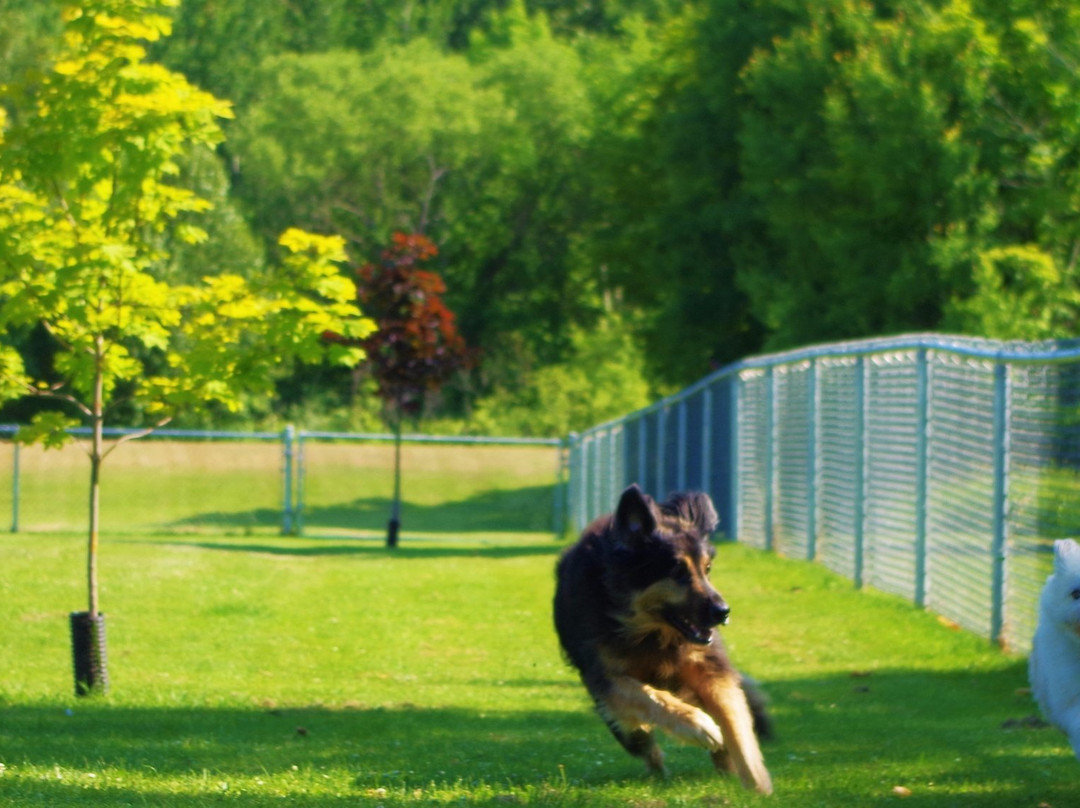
[603,719,665,774]
[685,666,773,795]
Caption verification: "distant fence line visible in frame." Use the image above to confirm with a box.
[0,425,565,538]
[565,333,1080,653]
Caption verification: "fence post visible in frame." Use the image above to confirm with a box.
[581,434,591,528]
[566,435,576,533]
[914,349,929,607]
[765,367,776,552]
[854,356,867,589]
[638,416,647,488]
[676,399,687,492]
[807,359,818,561]
[602,428,612,508]
[702,385,713,499]
[612,425,623,501]
[553,437,568,538]
[990,361,1009,643]
[657,406,667,496]
[729,375,740,542]
[281,424,295,535]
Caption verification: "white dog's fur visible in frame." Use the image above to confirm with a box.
[1030,538,1080,760]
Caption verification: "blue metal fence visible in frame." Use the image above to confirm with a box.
[0,426,564,538]
[566,333,1080,653]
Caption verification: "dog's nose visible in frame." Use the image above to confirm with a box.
[709,601,730,626]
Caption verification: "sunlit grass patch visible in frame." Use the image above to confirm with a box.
[1,531,1076,806]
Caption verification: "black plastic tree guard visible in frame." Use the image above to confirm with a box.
[70,611,108,696]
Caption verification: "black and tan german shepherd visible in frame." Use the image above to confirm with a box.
[554,484,773,794]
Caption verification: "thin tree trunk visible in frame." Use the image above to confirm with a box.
[387,411,402,548]
[88,338,104,617]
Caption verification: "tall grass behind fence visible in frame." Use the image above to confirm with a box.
[0,429,287,535]
[0,427,565,539]
[295,432,564,538]
[567,334,1080,654]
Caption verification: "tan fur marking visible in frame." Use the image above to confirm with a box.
[684,667,773,795]
[600,675,723,751]
[619,579,687,643]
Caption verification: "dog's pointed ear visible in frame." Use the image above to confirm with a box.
[1054,539,1080,572]
[662,491,719,537]
[614,484,657,542]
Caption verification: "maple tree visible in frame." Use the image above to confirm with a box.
[328,233,470,546]
[0,0,368,691]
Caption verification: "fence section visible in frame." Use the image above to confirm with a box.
[0,427,565,539]
[567,334,1080,653]
[0,426,288,535]
[294,432,564,538]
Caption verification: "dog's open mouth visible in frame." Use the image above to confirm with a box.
[665,613,713,645]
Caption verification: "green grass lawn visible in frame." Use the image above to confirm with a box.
[1,525,1076,807]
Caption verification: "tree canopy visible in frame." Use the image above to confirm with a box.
[4,0,1080,435]
[0,0,370,627]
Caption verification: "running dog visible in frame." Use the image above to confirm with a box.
[554,484,773,794]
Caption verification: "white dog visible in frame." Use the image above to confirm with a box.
[1030,538,1080,760]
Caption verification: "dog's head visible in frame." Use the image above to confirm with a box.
[1042,539,1080,635]
[608,484,728,646]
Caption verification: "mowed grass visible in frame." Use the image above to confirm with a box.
[0,452,1077,805]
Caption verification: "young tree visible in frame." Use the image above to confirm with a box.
[0,0,368,694]
[327,233,470,546]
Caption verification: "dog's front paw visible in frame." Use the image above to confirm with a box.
[675,708,724,751]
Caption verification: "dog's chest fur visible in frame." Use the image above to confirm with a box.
[602,629,718,693]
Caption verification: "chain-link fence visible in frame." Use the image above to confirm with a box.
[566,334,1080,653]
[0,426,565,539]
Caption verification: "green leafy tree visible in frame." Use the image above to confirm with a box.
[230,14,603,405]
[231,42,504,249]
[581,4,775,387]
[470,310,651,437]
[0,0,62,85]
[0,0,368,692]
[454,0,601,370]
[730,0,985,348]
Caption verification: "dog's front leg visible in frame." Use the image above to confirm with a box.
[600,674,724,752]
[684,665,773,795]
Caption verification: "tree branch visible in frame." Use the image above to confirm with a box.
[100,415,173,462]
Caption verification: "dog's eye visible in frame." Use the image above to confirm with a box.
[1071,588,1080,601]
[705,561,712,576]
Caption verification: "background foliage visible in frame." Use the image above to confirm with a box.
[4,0,1080,433]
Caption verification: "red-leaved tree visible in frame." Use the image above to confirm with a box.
[328,233,471,546]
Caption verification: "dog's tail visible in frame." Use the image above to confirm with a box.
[741,675,774,741]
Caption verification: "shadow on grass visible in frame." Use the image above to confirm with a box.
[165,539,564,560]
[1,664,1077,806]
[0,703,607,807]
[169,484,558,536]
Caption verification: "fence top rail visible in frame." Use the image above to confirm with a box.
[0,424,563,447]
[299,430,562,447]
[0,424,285,441]
[572,331,1080,439]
